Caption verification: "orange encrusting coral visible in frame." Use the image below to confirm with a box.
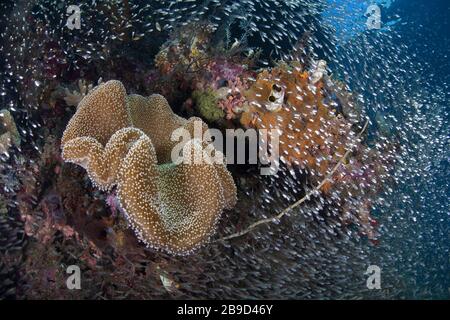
[241,63,353,193]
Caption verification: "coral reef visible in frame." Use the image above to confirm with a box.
[148,22,257,123]
[238,60,393,240]
[240,61,352,176]
[216,76,252,120]
[0,101,400,300]
[149,23,393,242]
[117,137,231,254]
[127,93,191,164]
[154,23,216,77]
[61,80,237,254]
[0,2,406,299]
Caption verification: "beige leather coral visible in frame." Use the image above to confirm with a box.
[61,80,130,146]
[61,80,236,255]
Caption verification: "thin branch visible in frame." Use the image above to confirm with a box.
[216,119,370,242]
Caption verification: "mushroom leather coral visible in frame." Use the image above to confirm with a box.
[127,93,188,163]
[117,137,228,254]
[61,80,130,147]
[61,80,237,255]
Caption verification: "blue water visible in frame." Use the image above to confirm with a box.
[326,0,449,298]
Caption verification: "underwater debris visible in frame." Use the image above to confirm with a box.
[0,109,20,155]
[61,80,237,255]
[158,269,179,294]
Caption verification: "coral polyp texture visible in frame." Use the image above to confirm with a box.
[127,93,187,163]
[240,62,352,178]
[61,80,130,147]
[118,138,230,254]
[235,61,391,240]
[60,80,237,255]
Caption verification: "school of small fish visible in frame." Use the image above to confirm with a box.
[0,0,448,299]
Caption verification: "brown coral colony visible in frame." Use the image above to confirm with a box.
[61,80,237,255]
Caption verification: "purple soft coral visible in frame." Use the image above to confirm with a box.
[209,59,245,89]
